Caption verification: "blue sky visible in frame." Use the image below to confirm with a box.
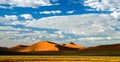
[0,0,120,47]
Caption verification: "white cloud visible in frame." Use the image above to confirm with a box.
[24,14,120,36]
[39,11,51,14]
[4,15,18,20]
[66,10,75,14]
[84,0,120,11]
[20,14,33,19]
[0,26,32,31]
[0,0,8,4]
[0,6,12,9]
[78,37,113,41]
[111,11,120,19]
[0,0,51,8]
[39,10,61,14]
[0,14,33,25]
[0,29,66,47]
[0,15,18,24]
[0,26,21,31]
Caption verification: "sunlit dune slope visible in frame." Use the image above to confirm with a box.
[10,41,59,52]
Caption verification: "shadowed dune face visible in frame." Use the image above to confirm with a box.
[0,47,8,51]
[63,43,84,50]
[9,45,28,51]
[56,45,80,50]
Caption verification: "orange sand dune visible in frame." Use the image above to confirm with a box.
[13,41,58,52]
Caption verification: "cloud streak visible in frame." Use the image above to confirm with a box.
[39,10,61,14]
[0,0,51,8]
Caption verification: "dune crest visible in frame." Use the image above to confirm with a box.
[29,41,58,51]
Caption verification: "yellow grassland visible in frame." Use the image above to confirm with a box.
[0,56,120,62]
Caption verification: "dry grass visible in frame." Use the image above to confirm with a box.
[0,56,120,62]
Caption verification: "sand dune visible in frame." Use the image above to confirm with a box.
[9,41,59,52]
[7,41,120,52]
[8,41,84,52]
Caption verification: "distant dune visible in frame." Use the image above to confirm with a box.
[84,43,120,50]
[0,47,8,51]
